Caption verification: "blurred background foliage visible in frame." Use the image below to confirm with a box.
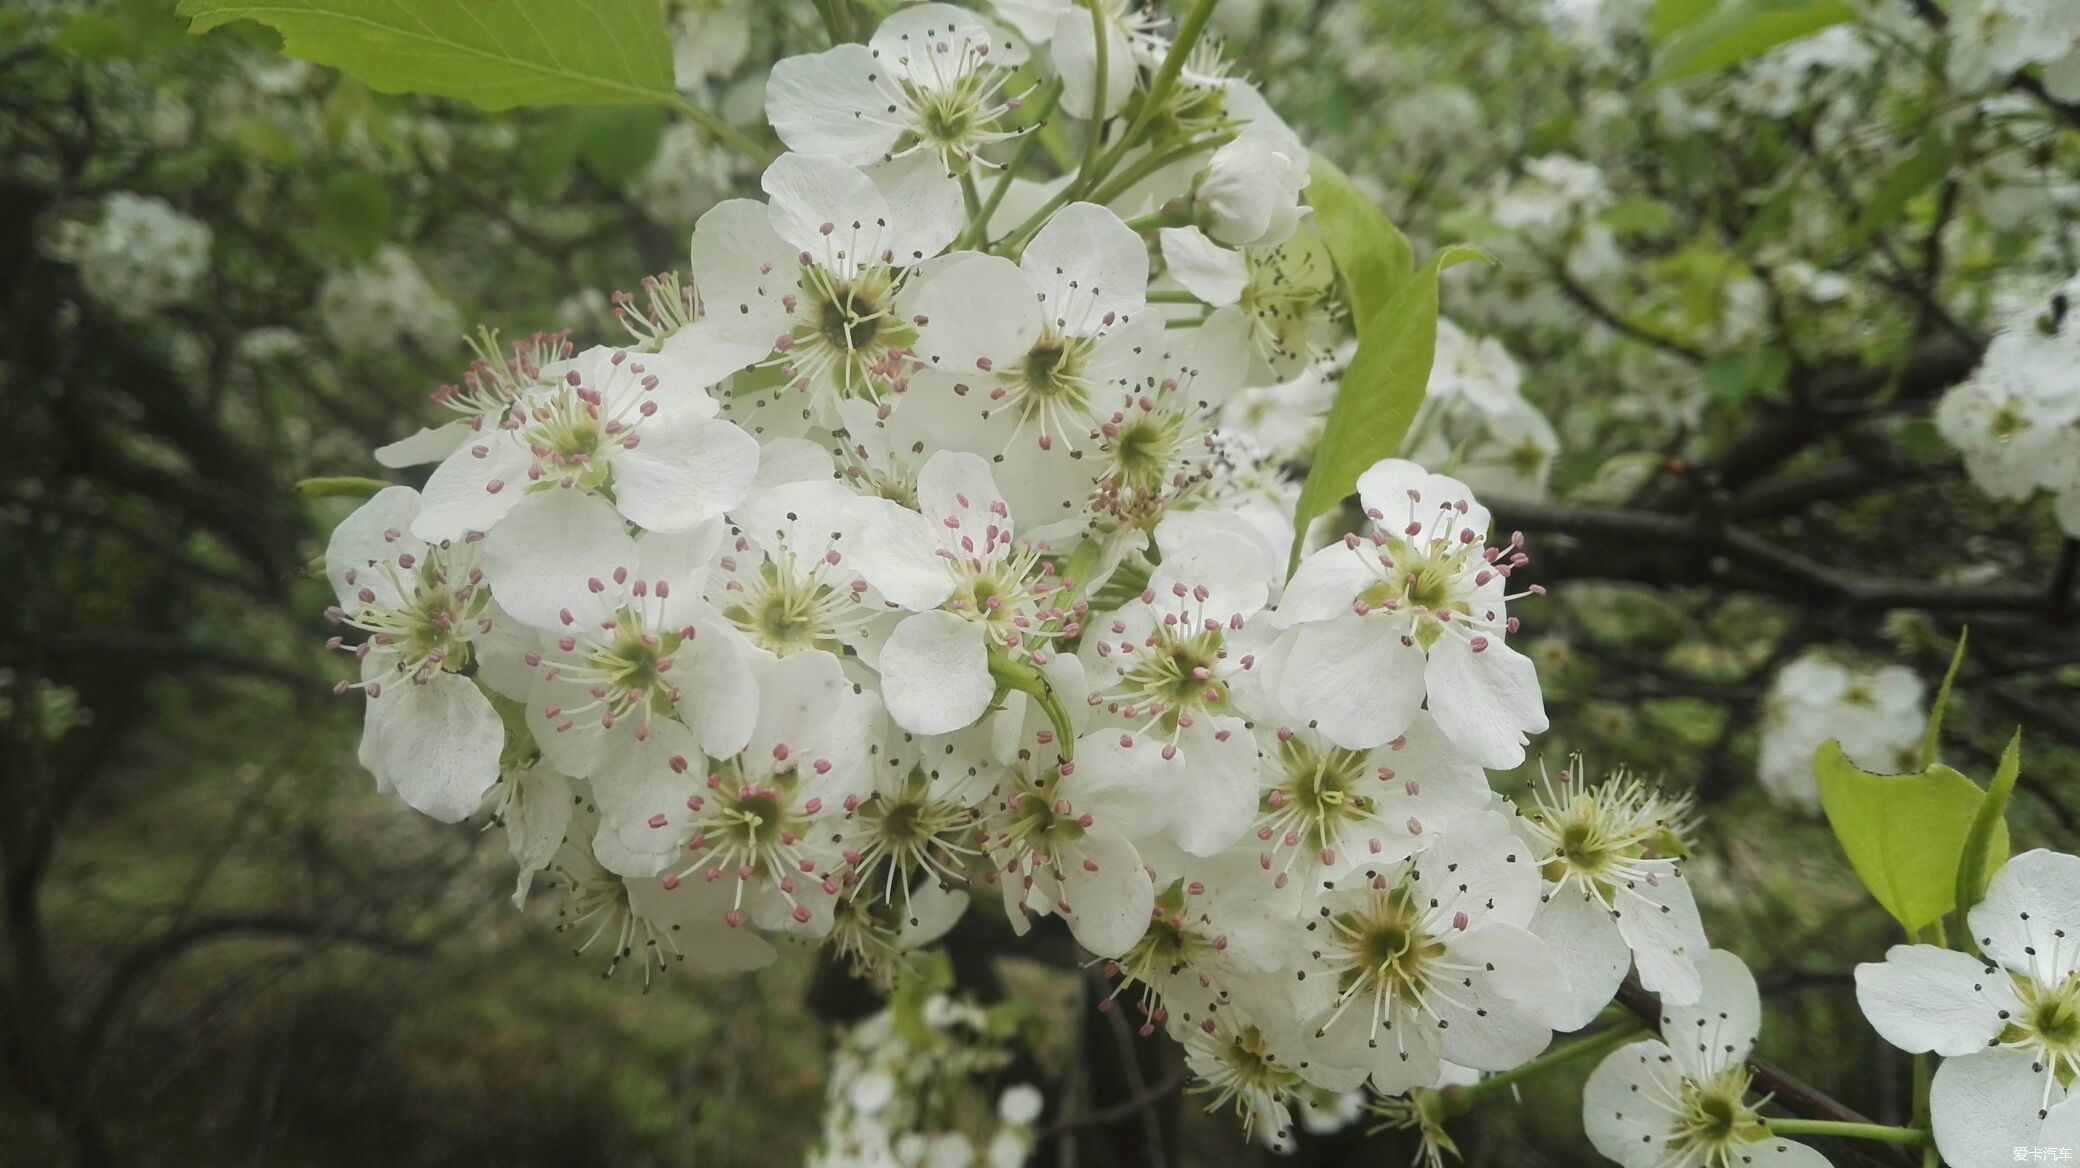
[3,0,2077,1165]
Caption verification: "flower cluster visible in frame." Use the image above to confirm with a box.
[1936,278,2080,538]
[809,994,1041,1168]
[304,1,2079,1163]
[48,192,214,319]
[1758,652,1926,807]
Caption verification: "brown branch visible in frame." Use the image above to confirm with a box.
[1033,1068,1188,1141]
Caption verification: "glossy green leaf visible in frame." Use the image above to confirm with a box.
[1921,626,1969,770]
[177,0,676,111]
[1306,150,1415,332]
[1287,244,1495,574]
[1815,741,2011,933]
[574,106,667,182]
[1651,0,1855,83]
[1955,730,2021,924]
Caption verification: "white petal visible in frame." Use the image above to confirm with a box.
[677,198,795,367]
[1159,226,1249,305]
[374,420,472,468]
[848,496,957,610]
[1532,887,1631,1032]
[1431,924,1563,1071]
[1059,830,1154,956]
[626,876,779,972]
[872,4,1028,80]
[764,152,893,261]
[411,434,530,541]
[866,152,965,263]
[326,486,426,610]
[1423,635,1546,769]
[1166,717,1259,856]
[765,44,901,164]
[1272,544,1374,626]
[612,415,760,532]
[1612,859,1709,1006]
[1659,948,1760,1081]
[1582,1038,1683,1168]
[372,673,504,823]
[503,762,573,906]
[1021,202,1150,329]
[1278,617,1428,750]
[478,490,636,630]
[1854,944,2016,1057]
[1357,459,1493,542]
[1052,7,1134,118]
[1969,849,2080,981]
[909,254,1044,373]
[1930,1049,2065,1168]
[879,610,994,734]
[897,881,972,946]
[917,450,1012,551]
[1742,1140,1836,1168]
[674,616,761,758]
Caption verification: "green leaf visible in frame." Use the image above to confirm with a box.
[1648,0,1716,40]
[1287,244,1496,575]
[1600,196,1679,237]
[1306,150,1415,332]
[1701,347,1790,406]
[1921,626,1969,770]
[1651,0,1856,83]
[1815,741,2011,933]
[1848,128,1956,247]
[177,0,676,111]
[1955,730,2021,927]
[313,170,394,261]
[574,105,667,182]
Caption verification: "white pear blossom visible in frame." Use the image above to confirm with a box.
[847,450,1064,734]
[767,4,1029,171]
[324,486,535,822]
[1758,653,1925,806]
[374,329,573,470]
[1583,949,1830,1168]
[656,651,882,936]
[413,344,758,541]
[1197,125,1312,249]
[1268,458,1548,768]
[1519,762,1708,1030]
[1248,712,1494,895]
[668,152,964,416]
[1291,810,1567,1094]
[1855,850,2080,1168]
[1160,223,1338,381]
[990,0,1166,118]
[1074,514,1272,856]
[981,726,1155,958]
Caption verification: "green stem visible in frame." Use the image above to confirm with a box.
[1449,1022,1643,1110]
[1765,1119,1928,1145]
[1080,0,1220,193]
[1075,0,1111,188]
[1086,129,1235,207]
[961,170,985,232]
[964,81,1062,250]
[1120,201,1195,234]
[987,651,1076,760]
[1144,289,1205,303]
[668,96,773,168]
[295,475,391,499]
